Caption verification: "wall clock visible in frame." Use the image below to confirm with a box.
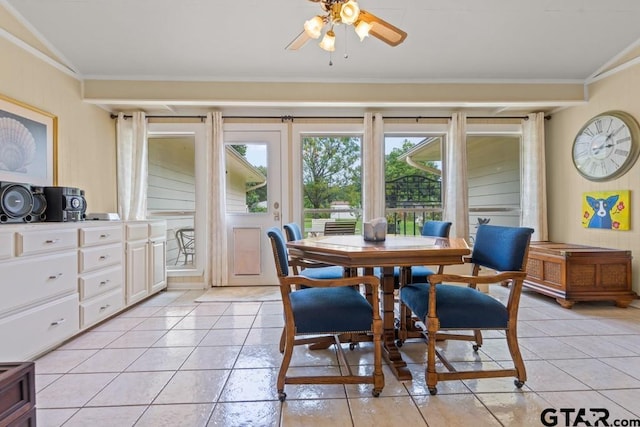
[572,111,640,181]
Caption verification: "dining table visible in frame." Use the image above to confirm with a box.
[286,233,471,381]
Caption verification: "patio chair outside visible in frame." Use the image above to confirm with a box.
[174,227,195,265]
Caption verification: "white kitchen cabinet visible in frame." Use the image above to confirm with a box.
[0,220,167,362]
[149,221,167,294]
[78,224,124,328]
[0,223,80,362]
[125,220,167,305]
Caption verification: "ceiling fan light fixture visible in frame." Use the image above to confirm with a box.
[339,0,360,25]
[304,15,324,39]
[319,29,336,51]
[354,20,372,41]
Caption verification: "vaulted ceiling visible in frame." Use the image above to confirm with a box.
[4,0,640,116]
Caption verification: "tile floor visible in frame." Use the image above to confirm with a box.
[34,286,640,427]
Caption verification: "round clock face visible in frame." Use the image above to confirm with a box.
[572,111,640,181]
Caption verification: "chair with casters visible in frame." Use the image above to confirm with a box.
[399,224,534,395]
[174,227,195,265]
[283,222,345,280]
[404,220,453,282]
[375,220,452,287]
[267,227,384,402]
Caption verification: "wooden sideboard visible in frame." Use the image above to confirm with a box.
[0,362,35,426]
[524,241,636,308]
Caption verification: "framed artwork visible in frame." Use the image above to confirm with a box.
[582,190,630,230]
[0,94,57,186]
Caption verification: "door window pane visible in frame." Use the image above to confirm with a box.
[225,143,268,213]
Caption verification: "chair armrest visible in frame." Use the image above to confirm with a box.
[427,271,526,286]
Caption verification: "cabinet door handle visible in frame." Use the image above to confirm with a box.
[48,273,63,280]
[99,255,110,261]
[45,239,59,244]
[99,233,110,238]
[99,279,111,286]
[50,318,66,326]
[99,304,111,311]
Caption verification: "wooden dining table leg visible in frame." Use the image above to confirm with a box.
[381,266,412,381]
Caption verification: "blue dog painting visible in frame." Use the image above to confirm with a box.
[586,195,619,229]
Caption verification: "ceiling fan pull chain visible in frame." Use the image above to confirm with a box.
[343,24,349,59]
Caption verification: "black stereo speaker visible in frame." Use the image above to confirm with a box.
[43,186,86,222]
[0,182,35,223]
[29,186,47,222]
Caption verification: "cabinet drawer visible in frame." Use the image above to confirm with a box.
[79,225,122,247]
[148,221,166,239]
[0,252,77,314]
[15,228,77,257]
[0,293,79,361]
[79,265,123,300]
[78,243,122,273]
[0,232,12,260]
[125,223,148,241]
[80,288,124,328]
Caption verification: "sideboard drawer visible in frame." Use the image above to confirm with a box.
[125,223,148,241]
[79,265,123,300]
[0,293,79,361]
[79,225,122,247]
[78,243,122,273]
[0,362,35,426]
[0,232,13,260]
[80,288,124,328]
[15,228,77,257]
[0,251,77,314]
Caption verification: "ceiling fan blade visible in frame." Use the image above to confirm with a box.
[286,30,312,50]
[359,10,407,47]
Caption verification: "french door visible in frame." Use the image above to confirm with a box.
[223,124,287,286]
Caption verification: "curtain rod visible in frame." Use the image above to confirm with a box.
[110,114,547,121]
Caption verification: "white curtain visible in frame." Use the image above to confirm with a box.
[443,113,469,239]
[362,112,385,222]
[521,112,548,241]
[116,112,147,220]
[207,112,228,286]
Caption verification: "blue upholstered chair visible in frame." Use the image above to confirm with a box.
[400,224,534,395]
[282,222,345,280]
[376,220,452,286]
[267,227,384,401]
[406,220,453,281]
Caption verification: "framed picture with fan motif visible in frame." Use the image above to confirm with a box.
[0,94,57,186]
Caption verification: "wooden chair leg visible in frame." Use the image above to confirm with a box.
[279,327,285,353]
[277,330,295,401]
[506,326,526,387]
[473,329,483,351]
[426,317,439,395]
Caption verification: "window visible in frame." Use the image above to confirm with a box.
[300,134,362,235]
[466,134,521,243]
[384,135,443,235]
[146,122,207,277]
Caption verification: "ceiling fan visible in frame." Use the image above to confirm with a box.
[286,0,407,52]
